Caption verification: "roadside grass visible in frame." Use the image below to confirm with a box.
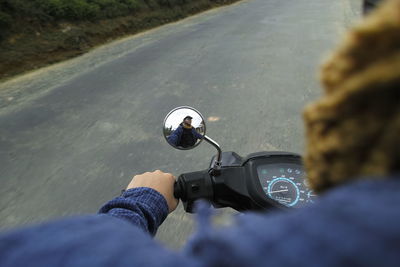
[0,0,240,80]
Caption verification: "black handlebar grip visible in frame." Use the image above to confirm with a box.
[173,171,213,213]
[173,180,182,199]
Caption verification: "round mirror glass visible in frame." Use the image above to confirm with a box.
[163,106,206,150]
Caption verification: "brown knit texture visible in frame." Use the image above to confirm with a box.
[303,0,400,193]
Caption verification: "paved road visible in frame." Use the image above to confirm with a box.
[0,0,361,249]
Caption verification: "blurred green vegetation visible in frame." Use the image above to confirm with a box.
[1,0,145,23]
[0,0,237,79]
[0,0,230,38]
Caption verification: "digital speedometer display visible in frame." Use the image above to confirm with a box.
[257,163,315,208]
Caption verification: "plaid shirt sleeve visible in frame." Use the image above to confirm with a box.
[98,187,169,236]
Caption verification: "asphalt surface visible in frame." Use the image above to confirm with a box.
[0,0,361,249]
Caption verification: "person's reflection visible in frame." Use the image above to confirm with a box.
[167,116,204,148]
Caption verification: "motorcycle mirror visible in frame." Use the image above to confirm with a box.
[163,106,206,150]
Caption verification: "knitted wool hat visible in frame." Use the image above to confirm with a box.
[303,0,400,193]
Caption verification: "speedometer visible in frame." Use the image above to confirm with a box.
[257,163,312,208]
[267,177,300,207]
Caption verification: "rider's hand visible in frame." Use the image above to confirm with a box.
[127,170,178,213]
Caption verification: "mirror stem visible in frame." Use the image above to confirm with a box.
[203,135,222,175]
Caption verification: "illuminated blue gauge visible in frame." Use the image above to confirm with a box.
[267,177,300,207]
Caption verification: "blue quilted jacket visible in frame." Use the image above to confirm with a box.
[1,176,400,267]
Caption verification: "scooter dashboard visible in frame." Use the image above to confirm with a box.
[256,162,314,208]
[213,151,316,210]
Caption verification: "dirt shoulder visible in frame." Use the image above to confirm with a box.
[0,0,240,82]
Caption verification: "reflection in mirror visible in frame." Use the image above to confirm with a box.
[163,107,206,150]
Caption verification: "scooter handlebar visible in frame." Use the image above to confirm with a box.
[173,170,213,213]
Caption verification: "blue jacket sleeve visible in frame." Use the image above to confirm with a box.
[0,214,197,267]
[167,127,182,146]
[0,187,188,267]
[191,128,204,140]
[98,187,169,236]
